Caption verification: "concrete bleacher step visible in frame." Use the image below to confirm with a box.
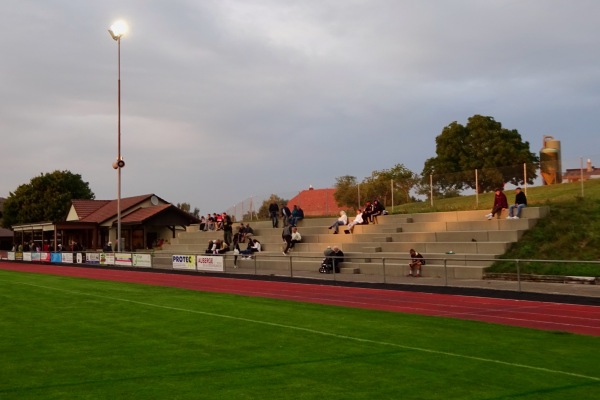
[159,207,549,281]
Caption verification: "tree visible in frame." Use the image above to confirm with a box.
[256,194,289,219]
[333,175,358,208]
[2,170,95,228]
[176,202,200,218]
[334,165,418,209]
[364,164,419,207]
[422,115,539,193]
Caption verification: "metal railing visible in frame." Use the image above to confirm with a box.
[1,250,598,298]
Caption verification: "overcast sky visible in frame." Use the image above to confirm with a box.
[2,0,600,214]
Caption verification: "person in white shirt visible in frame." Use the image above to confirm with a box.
[344,209,364,234]
[289,227,302,250]
[328,210,348,234]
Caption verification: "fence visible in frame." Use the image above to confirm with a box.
[2,251,598,298]
[223,156,600,221]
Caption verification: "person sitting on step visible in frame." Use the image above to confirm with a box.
[344,209,364,234]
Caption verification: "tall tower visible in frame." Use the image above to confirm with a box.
[540,135,562,185]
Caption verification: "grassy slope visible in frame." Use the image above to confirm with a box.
[394,180,600,276]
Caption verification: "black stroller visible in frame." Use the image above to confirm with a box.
[319,248,344,274]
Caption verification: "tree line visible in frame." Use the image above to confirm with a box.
[1,115,538,227]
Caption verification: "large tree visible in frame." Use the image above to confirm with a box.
[422,115,539,193]
[333,175,359,209]
[2,170,95,228]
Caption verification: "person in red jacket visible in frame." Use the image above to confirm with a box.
[485,188,508,220]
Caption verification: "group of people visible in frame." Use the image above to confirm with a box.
[12,240,80,252]
[326,199,385,234]
[486,187,528,220]
[269,202,304,228]
[199,212,235,233]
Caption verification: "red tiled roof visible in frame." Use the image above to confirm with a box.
[72,199,110,220]
[120,204,171,223]
[79,194,156,223]
[287,188,346,217]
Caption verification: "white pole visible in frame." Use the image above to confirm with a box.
[580,157,585,197]
[523,163,527,195]
[429,174,433,207]
[391,179,394,212]
[475,169,479,207]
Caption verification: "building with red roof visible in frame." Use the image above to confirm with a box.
[11,194,199,251]
[286,187,346,217]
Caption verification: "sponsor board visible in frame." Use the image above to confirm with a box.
[23,252,32,262]
[62,253,74,263]
[196,255,224,272]
[40,252,51,262]
[115,253,132,267]
[86,253,100,265]
[132,253,152,268]
[172,255,196,270]
[99,253,115,265]
[51,252,62,263]
[0,251,7,260]
[8,251,16,261]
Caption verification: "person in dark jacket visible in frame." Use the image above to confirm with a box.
[485,188,508,220]
[269,201,279,228]
[321,246,344,273]
[507,187,527,219]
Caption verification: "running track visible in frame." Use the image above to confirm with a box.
[1,262,599,336]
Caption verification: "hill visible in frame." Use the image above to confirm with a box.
[395,180,600,276]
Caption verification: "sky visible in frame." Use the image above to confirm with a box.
[2,0,600,214]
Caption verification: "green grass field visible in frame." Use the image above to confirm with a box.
[1,270,598,399]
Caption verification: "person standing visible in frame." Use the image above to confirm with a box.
[222,212,233,245]
[281,203,291,227]
[282,224,293,255]
[507,187,527,219]
[485,188,508,220]
[269,201,279,228]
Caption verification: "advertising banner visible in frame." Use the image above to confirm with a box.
[172,255,196,270]
[40,252,51,262]
[50,252,62,263]
[31,252,41,262]
[196,255,224,272]
[99,253,115,266]
[76,253,84,264]
[8,251,16,261]
[115,253,132,267]
[0,251,7,260]
[62,253,74,263]
[23,252,32,262]
[132,253,152,268]
[86,253,100,265]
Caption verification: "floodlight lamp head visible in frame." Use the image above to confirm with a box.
[108,20,128,40]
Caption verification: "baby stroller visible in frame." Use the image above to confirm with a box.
[319,256,340,274]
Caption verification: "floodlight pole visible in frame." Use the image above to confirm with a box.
[109,22,127,252]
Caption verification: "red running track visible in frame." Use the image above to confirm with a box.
[2,263,599,336]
